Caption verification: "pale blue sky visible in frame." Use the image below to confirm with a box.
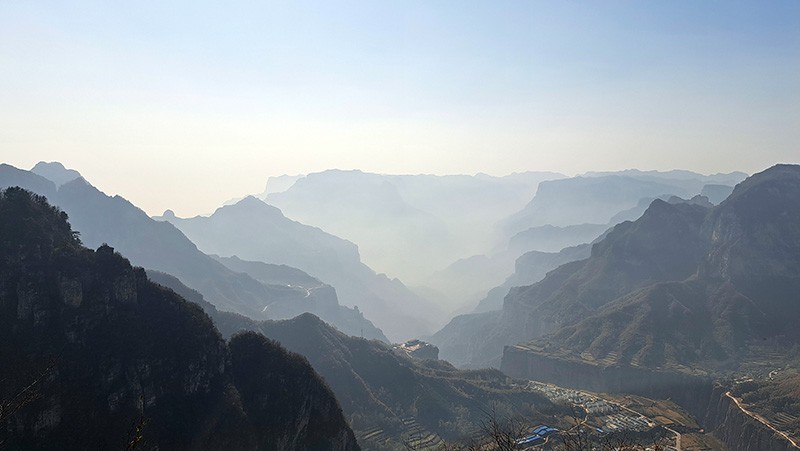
[1,1,799,215]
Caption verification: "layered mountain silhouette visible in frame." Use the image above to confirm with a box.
[0,163,384,341]
[213,255,326,288]
[701,184,736,204]
[158,195,443,341]
[0,164,58,198]
[264,169,564,284]
[507,223,609,255]
[421,253,520,314]
[211,255,388,342]
[425,170,743,313]
[501,171,746,240]
[473,243,593,313]
[31,161,82,187]
[510,164,800,371]
[0,187,359,450]
[433,165,799,372]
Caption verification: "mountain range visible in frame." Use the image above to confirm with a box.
[0,163,385,341]
[501,171,746,239]
[432,165,800,374]
[423,169,745,312]
[157,196,443,341]
[263,169,564,285]
[2,159,797,451]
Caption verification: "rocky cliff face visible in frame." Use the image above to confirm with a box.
[501,174,698,236]
[228,332,360,450]
[703,384,796,451]
[0,187,359,450]
[439,165,800,370]
[435,199,713,368]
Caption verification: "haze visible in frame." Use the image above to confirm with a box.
[2,1,799,216]
[3,3,800,448]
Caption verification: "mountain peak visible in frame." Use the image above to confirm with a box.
[225,195,285,216]
[702,163,800,279]
[237,194,266,206]
[0,187,81,257]
[31,161,82,187]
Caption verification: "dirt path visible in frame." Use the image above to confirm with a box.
[663,426,681,451]
[725,391,799,449]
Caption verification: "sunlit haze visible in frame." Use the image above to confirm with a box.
[2,1,798,216]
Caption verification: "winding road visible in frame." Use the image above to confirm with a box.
[725,391,799,449]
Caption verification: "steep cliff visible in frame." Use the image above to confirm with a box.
[704,384,797,451]
[0,187,359,450]
[441,165,800,370]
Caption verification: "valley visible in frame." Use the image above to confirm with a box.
[2,3,797,449]
[1,162,798,450]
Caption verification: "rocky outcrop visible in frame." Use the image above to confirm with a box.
[393,339,439,360]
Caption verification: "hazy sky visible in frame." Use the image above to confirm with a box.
[2,1,799,216]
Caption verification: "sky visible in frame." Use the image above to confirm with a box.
[1,1,799,216]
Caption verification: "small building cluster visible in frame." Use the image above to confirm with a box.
[526,381,653,433]
[599,413,651,432]
[583,399,616,416]
[528,382,590,405]
[392,339,439,360]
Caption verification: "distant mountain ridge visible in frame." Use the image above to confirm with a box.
[581,168,747,185]
[472,243,593,313]
[425,169,744,314]
[0,163,384,341]
[434,165,797,371]
[31,161,82,187]
[157,195,443,341]
[503,175,693,237]
[264,169,565,284]
[211,255,388,342]
[436,198,716,367]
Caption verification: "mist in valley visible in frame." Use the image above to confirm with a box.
[2,2,799,450]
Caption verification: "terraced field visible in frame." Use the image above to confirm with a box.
[400,417,444,450]
[357,417,443,450]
